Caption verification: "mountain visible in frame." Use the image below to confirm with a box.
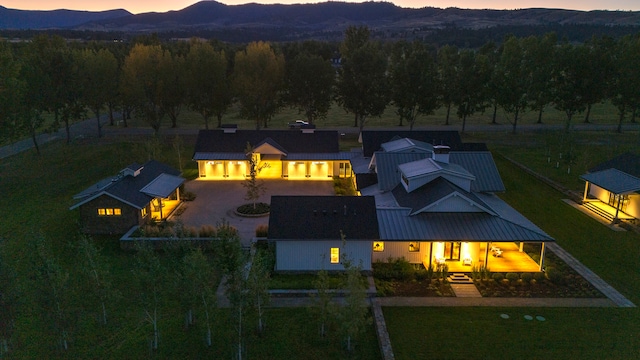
[0,6,131,29]
[74,1,640,32]
[1,1,639,43]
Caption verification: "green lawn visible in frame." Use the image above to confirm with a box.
[384,148,640,360]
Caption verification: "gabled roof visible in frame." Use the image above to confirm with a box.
[361,130,463,157]
[376,208,554,242]
[268,196,379,240]
[580,168,640,195]
[253,137,288,155]
[70,160,183,210]
[380,138,433,153]
[398,158,475,181]
[193,129,339,158]
[391,178,494,215]
[588,152,640,178]
[449,152,506,192]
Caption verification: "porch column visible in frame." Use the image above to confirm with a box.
[176,187,180,202]
[428,243,433,269]
[158,198,164,219]
[614,194,621,223]
[519,242,524,252]
[484,242,490,269]
[583,182,589,202]
[539,242,546,271]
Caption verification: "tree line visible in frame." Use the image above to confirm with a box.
[2,27,640,153]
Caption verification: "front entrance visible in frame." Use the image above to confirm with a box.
[444,242,461,261]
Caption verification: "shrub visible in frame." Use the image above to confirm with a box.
[426,263,434,281]
[237,202,270,215]
[531,254,541,263]
[142,225,160,237]
[392,257,414,281]
[520,273,533,283]
[533,272,546,282]
[199,225,216,238]
[505,272,519,283]
[182,225,199,238]
[255,224,269,237]
[492,273,504,282]
[546,267,565,284]
[160,226,175,238]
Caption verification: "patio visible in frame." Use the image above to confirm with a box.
[442,242,542,273]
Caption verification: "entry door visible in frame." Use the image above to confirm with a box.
[444,242,461,261]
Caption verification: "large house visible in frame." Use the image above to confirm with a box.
[70,160,184,235]
[580,152,640,224]
[192,126,355,180]
[267,131,554,272]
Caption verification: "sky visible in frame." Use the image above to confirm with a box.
[2,0,639,14]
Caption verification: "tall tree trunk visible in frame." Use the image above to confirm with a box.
[95,109,102,138]
[537,106,544,124]
[102,302,107,326]
[217,113,223,128]
[108,104,115,126]
[202,294,212,347]
[512,108,519,134]
[491,103,497,124]
[617,105,625,133]
[632,107,637,123]
[65,118,71,144]
[461,113,467,134]
[353,113,358,127]
[31,128,40,155]
[584,103,592,123]
[445,103,451,125]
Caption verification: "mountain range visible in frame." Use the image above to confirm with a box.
[1,1,639,41]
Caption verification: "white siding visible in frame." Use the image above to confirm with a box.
[276,240,372,271]
[371,241,430,264]
[627,194,640,219]
[589,184,609,203]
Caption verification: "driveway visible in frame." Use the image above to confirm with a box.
[177,180,335,245]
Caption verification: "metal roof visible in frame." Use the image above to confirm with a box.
[398,158,475,181]
[588,152,640,178]
[376,208,554,242]
[380,138,433,153]
[140,174,185,198]
[580,169,640,194]
[374,152,430,191]
[449,152,506,192]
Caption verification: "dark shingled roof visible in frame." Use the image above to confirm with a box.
[268,196,379,240]
[588,152,640,178]
[193,129,340,157]
[70,160,182,210]
[361,130,463,157]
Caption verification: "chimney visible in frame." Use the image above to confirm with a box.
[433,145,450,164]
[221,124,238,133]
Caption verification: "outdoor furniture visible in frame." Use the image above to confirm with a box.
[493,250,503,257]
[463,257,473,266]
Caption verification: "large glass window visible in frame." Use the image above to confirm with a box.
[373,242,384,252]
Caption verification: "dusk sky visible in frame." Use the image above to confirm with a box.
[2,0,639,14]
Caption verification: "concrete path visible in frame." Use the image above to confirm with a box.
[450,284,482,298]
[546,243,635,307]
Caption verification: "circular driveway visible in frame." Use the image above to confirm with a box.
[177,180,335,245]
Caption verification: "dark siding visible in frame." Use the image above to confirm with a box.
[78,195,141,235]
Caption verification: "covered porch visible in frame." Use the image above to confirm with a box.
[425,241,544,273]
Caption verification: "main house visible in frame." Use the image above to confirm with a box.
[580,152,640,224]
[268,130,553,272]
[70,160,184,235]
[193,126,355,180]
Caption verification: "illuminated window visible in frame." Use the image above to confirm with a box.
[330,248,340,264]
[97,208,122,216]
[141,207,147,217]
[409,242,420,252]
[373,242,384,252]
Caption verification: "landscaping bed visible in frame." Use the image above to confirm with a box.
[373,258,454,297]
[474,251,606,298]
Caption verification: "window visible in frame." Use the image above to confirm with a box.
[330,248,340,264]
[141,207,147,217]
[409,242,420,252]
[373,242,384,252]
[97,208,121,216]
